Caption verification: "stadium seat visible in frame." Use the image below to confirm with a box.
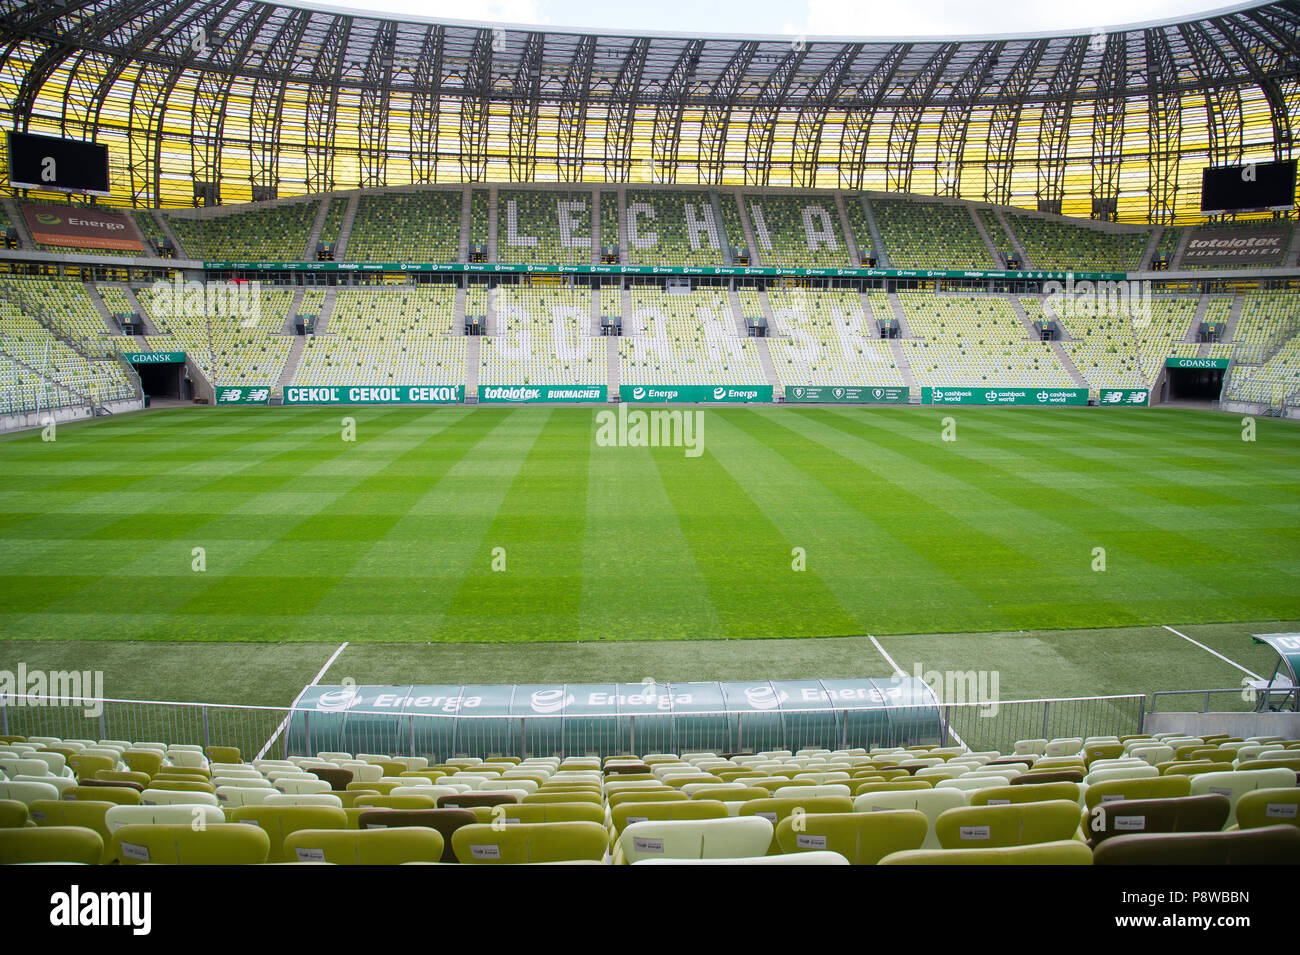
[107,823,271,865]
[774,809,928,864]
[283,827,445,864]
[619,816,774,863]
[452,821,609,864]
[1092,825,1300,865]
[935,800,1084,849]
[879,840,1093,865]
[0,825,104,865]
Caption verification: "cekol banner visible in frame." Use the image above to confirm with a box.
[785,386,909,404]
[283,385,463,404]
[1181,227,1289,268]
[922,387,1089,406]
[21,202,143,251]
[478,385,607,403]
[619,385,772,403]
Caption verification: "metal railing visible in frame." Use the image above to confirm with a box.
[1151,687,1295,714]
[1,691,1146,760]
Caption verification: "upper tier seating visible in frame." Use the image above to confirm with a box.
[346,191,462,262]
[625,191,729,266]
[873,198,994,270]
[741,194,852,269]
[166,200,320,261]
[497,190,596,266]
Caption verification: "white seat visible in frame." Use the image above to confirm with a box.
[274,778,332,795]
[105,804,225,832]
[140,788,220,807]
[215,786,278,807]
[261,792,344,808]
[213,776,272,789]
[1083,766,1160,787]
[1190,769,1298,828]
[620,816,775,863]
[12,774,77,795]
[773,784,850,799]
[0,780,60,806]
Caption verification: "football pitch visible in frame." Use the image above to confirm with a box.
[0,404,1297,708]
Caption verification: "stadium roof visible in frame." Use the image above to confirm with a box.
[1,0,1298,222]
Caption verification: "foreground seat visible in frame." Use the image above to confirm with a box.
[107,823,270,864]
[1087,794,1230,847]
[619,816,773,864]
[633,851,849,865]
[1092,825,1300,865]
[452,821,609,864]
[935,800,1083,849]
[775,810,927,864]
[880,840,1093,865]
[283,827,444,864]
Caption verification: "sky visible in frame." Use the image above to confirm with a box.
[292,0,1247,37]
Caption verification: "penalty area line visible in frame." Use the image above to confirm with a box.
[869,634,968,751]
[257,641,350,761]
[1162,625,1262,682]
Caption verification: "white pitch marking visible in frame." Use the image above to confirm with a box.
[257,641,349,760]
[1163,625,1262,681]
[870,634,968,750]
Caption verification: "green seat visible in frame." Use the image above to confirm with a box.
[230,805,348,863]
[1084,774,1191,810]
[283,826,444,864]
[935,800,1083,849]
[775,809,927,864]
[880,840,1093,865]
[853,787,966,850]
[108,822,270,864]
[1234,788,1300,830]
[29,799,114,859]
[65,785,140,805]
[452,821,609,864]
[0,799,29,828]
[0,825,103,864]
[970,782,1082,807]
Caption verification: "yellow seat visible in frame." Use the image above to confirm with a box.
[0,825,104,864]
[283,826,444,864]
[1084,775,1191,810]
[230,805,348,863]
[880,840,1093,865]
[29,799,114,859]
[775,810,928,865]
[107,823,270,864]
[1234,789,1300,830]
[935,800,1083,849]
[452,821,609,864]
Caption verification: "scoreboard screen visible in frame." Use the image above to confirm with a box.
[1200,159,1296,214]
[7,131,111,197]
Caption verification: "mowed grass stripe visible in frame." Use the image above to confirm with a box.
[308,408,546,638]
[579,414,721,640]
[800,408,1300,628]
[710,410,994,632]
[651,412,859,639]
[438,408,592,640]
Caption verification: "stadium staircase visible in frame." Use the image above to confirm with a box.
[281,288,306,335]
[835,194,862,265]
[333,195,360,260]
[1286,224,1300,268]
[85,284,118,334]
[487,187,499,263]
[1,198,33,248]
[589,187,601,266]
[992,208,1033,269]
[887,338,919,401]
[887,292,911,338]
[314,288,338,336]
[1008,294,1047,340]
[858,291,883,338]
[464,337,480,401]
[967,204,1002,266]
[606,336,619,395]
[486,282,499,336]
[858,196,891,268]
[1171,226,1195,269]
[457,189,472,262]
[454,286,468,333]
[276,338,306,394]
[757,288,780,336]
[1139,226,1164,271]
[589,287,602,336]
[726,289,751,338]
[304,199,331,259]
[1222,293,1245,343]
[620,287,632,340]
[734,191,764,266]
[1185,296,1211,343]
[616,187,630,264]
[710,192,733,265]
[1050,342,1090,389]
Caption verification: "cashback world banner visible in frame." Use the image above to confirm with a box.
[1099,388,1149,406]
[288,678,943,758]
[284,385,463,404]
[922,387,1089,406]
[478,385,606,403]
[785,386,909,404]
[620,385,772,403]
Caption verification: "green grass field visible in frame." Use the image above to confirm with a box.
[0,405,1297,709]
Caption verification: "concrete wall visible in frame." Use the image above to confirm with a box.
[1145,711,1300,738]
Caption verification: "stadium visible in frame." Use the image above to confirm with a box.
[0,0,1299,881]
